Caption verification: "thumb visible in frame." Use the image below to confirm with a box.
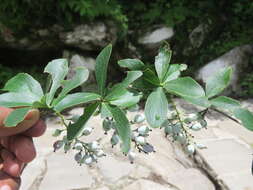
[0,107,40,137]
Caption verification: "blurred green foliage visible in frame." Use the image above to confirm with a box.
[0,0,253,96]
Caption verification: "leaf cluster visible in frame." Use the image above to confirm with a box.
[1,44,253,155]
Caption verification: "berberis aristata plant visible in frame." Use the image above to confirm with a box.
[0,44,253,165]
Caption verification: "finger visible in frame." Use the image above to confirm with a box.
[0,171,20,190]
[9,136,36,163]
[23,120,46,137]
[0,108,40,137]
[1,150,24,178]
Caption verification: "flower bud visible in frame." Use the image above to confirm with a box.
[74,152,83,163]
[190,123,202,131]
[137,125,149,136]
[89,141,100,151]
[53,140,64,152]
[172,123,182,134]
[82,127,93,136]
[186,144,195,154]
[176,133,187,144]
[103,119,111,133]
[95,149,106,157]
[135,136,146,145]
[134,114,145,123]
[74,142,83,150]
[111,134,120,147]
[128,151,136,164]
[184,113,200,123]
[83,155,93,165]
[164,125,173,135]
[200,119,207,128]
[131,131,139,141]
[64,143,71,153]
[196,143,207,149]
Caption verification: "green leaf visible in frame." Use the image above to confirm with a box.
[163,64,181,83]
[143,68,160,86]
[2,73,43,99]
[164,77,205,98]
[100,102,112,118]
[0,92,39,107]
[53,67,89,105]
[54,92,101,112]
[144,87,168,128]
[155,47,172,82]
[206,67,233,98]
[120,71,143,88]
[44,59,69,106]
[106,104,131,153]
[106,86,142,108]
[4,107,31,127]
[95,44,112,96]
[67,103,99,140]
[210,96,241,111]
[183,96,211,108]
[118,59,145,70]
[233,108,253,131]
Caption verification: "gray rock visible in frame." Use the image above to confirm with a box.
[97,154,135,183]
[39,151,95,190]
[167,168,215,190]
[123,179,174,190]
[138,26,174,48]
[60,22,117,50]
[63,50,97,91]
[189,24,209,48]
[196,44,253,93]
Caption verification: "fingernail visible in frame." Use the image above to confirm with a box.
[0,185,11,190]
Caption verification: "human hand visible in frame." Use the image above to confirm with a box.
[0,107,46,190]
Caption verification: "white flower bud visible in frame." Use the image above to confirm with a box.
[134,114,145,123]
[186,144,195,154]
[84,156,93,165]
[128,151,136,163]
[190,123,202,131]
[137,125,149,136]
[135,136,146,145]
[95,149,106,157]
[196,143,207,149]
[82,127,93,136]
[89,141,100,151]
[74,142,83,150]
[131,131,139,140]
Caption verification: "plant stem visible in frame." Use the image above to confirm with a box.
[210,107,241,125]
[170,97,193,142]
[56,112,69,129]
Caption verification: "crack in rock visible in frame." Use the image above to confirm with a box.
[28,159,48,190]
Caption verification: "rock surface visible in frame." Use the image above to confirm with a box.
[60,22,117,50]
[138,26,174,48]
[196,44,253,94]
[20,100,253,190]
[63,50,97,91]
[0,22,117,50]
